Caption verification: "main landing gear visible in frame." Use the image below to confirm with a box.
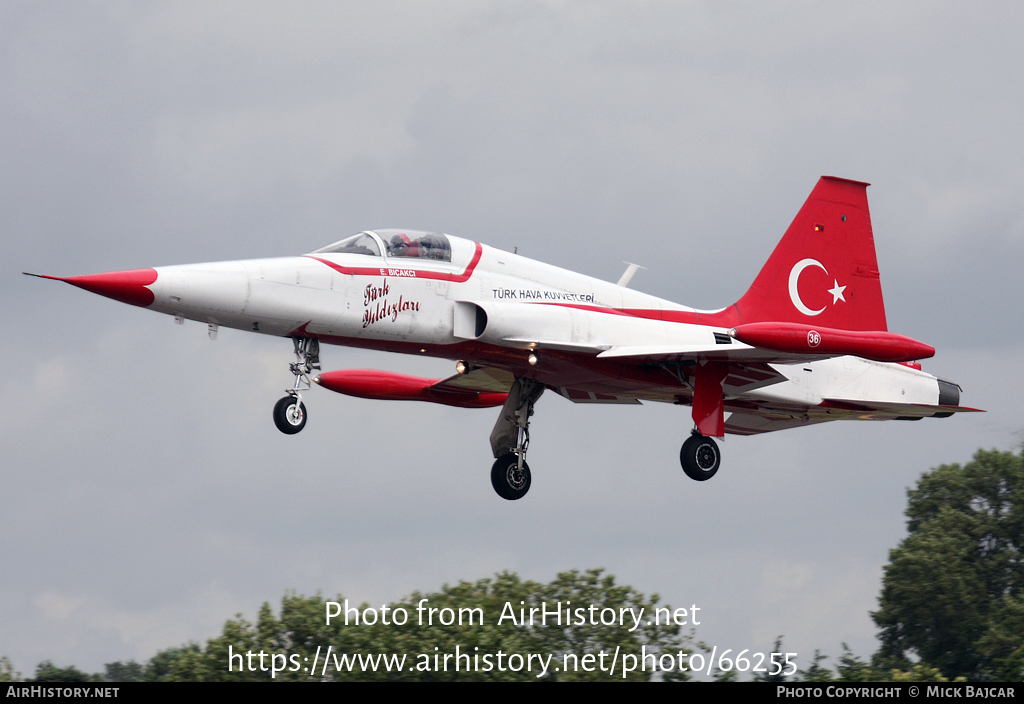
[489,378,544,500]
[491,454,531,501]
[680,430,720,481]
[273,337,320,435]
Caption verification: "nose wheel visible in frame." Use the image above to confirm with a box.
[680,432,720,481]
[274,337,319,435]
[273,396,307,434]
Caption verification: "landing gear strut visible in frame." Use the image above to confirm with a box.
[680,431,720,481]
[489,378,544,500]
[273,337,320,435]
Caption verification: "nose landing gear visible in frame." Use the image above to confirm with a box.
[273,396,307,434]
[273,337,320,435]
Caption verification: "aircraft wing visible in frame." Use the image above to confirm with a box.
[596,343,831,365]
[500,338,608,353]
[597,342,798,400]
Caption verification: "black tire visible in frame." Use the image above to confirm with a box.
[680,434,720,481]
[491,453,531,500]
[273,396,307,434]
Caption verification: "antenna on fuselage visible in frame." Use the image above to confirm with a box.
[617,262,645,288]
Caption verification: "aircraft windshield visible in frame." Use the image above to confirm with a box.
[314,233,381,257]
[378,230,452,262]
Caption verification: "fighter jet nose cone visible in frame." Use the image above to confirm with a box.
[59,268,158,307]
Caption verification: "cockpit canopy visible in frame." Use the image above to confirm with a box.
[314,230,452,262]
[315,232,381,257]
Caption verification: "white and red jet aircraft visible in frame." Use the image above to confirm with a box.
[28,177,978,499]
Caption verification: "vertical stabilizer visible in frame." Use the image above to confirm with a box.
[732,176,887,332]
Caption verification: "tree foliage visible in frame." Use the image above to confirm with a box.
[752,637,790,682]
[103,660,145,682]
[0,657,20,682]
[797,650,833,682]
[29,661,101,682]
[872,448,1024,681]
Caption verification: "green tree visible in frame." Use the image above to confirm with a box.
[712,666,739,682]
[798,650,833,682]
[752,637,790,682]
[0,656,21,682]
[871,448,1024,681]
[888,663,957,682]
[146,569,694,681]
[835,642,876,681]
[975,592,1024,680]
[142,645,201,681]
[103,660,144,682]
[29,661,101,682]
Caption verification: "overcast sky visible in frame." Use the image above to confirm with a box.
[2,1,1022,676]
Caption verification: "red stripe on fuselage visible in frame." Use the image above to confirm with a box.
[307,242,483,282]
[528,302,741,327]
[309,244,744,329]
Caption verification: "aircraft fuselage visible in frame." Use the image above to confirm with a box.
[30,178,977,499]
[140,233,946,416]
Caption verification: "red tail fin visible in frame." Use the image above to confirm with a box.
[733,176,887,332]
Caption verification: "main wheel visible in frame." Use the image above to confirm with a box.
[273,396,307,434]
[680,434,720,481]
[491,453,531,500]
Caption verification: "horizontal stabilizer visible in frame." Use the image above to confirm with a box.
[820,399,984,418]
[725,398,983,436]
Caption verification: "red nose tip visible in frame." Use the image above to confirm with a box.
[28,269,158,307]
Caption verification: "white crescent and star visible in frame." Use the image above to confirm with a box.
[789,258,846,316]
